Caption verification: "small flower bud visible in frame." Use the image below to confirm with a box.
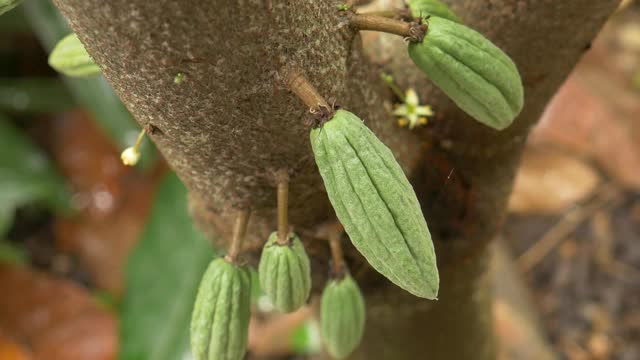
[121,147,141,166]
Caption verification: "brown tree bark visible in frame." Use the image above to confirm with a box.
[52,0,619,358]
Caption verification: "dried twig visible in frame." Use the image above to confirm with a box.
[518,184,620,272]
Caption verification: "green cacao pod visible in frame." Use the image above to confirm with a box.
[0,0,22,16]
[249,267,262,305]
[311,110,439,299]
[258,232,312,313]
[190,257,252,360]
[409,0,461,23]
[48,34,101,78]
[320,274,366,359]
[408,17,524,130]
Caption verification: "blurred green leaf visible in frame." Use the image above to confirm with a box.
[0,4,31,33]
[0,240,26,265]
[0,206,15,240]
[0,113,70,237]
[633,67,640,90]
[0,78,75,113]
[120,173,215,360]
[291,320,322,355]
[21,0,156,168]
[93,290,118,313]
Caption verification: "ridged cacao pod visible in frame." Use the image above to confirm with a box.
[311,110,439,299]
[258,232,311,313]
[320,274,366,359]
[0,0,22,16]
[190,257,252,360]
[249,267,262,305]
[409,0,461,23]
[48,34,101,78]
[408,17,524,130]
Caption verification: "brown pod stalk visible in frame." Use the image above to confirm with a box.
[328,225,346,276]
[276,170,290,245]
[225,209,251,264]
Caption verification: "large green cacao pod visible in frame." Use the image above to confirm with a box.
[409,0,461,23]
[258,232,312,313]
[0,0,22,16]
[310,110,439,299]
[48,34,101,78]
[190,257,252,360]
[408,17,524,130]
[320,274,366,359]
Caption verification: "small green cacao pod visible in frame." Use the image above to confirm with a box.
[311,110,439,299]
[48,34,101,78]
[0,0,22,16]
[409,0,461,23]
[258,232,312,313]
[320,274,366,359]
[190,257,252,360]
[408,17,524,130]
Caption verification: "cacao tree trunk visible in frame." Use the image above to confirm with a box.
[51,0,620,358]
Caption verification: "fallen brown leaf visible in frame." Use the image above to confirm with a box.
[0,330,31,360]
[532,68,640,190]
[43,111,162,296]
[0,264,117,360]
[508,148,600,215]
[248,305,315,357]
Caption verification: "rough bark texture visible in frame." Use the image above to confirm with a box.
[52,0,619,358]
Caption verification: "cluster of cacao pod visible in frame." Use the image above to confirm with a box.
[190,207,369,358]
[189,1,526,358]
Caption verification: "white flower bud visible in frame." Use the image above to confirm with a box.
[121,147,141,166]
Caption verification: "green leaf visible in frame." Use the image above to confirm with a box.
[0,113,71,237]
[0,240,27,265]
[0,0,23,17]
[120,173,215,360]
[48,33,102,78]
[0,3,30,33]
[291,321,322,355]
[0,78,75,114]
[21,0,157,168]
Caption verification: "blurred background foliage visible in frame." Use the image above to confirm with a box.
[0,1,639,360]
